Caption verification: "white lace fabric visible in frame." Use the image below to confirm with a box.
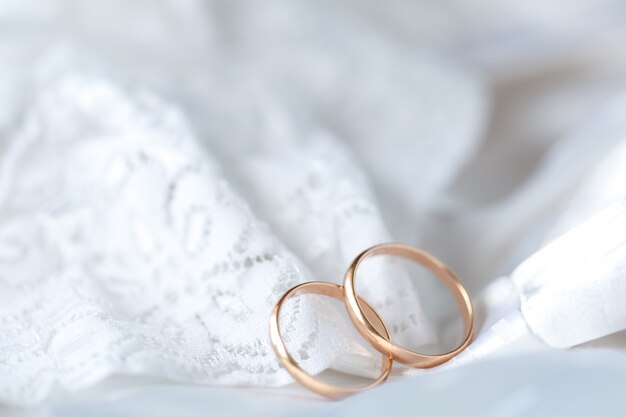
[0,60,439,404]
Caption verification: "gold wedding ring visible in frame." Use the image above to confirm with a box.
[269,243,475,399]
[344,243,475,368]
[269,281,393,399]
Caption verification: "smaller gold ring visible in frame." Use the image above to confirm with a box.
[343,243,475,368]
[269,281,393,400]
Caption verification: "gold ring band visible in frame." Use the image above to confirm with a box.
[343,243,475,368]
[269,281,393,400]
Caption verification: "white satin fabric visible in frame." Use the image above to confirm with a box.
[1,0,626,407]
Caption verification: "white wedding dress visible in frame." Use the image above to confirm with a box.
[0,0,625,413]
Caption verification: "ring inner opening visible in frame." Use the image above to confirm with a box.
[279,289,391,388]
[355,254,465,355]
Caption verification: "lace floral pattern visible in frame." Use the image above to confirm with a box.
[0,71,325,403]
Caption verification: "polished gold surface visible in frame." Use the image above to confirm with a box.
[343,243,475,368]
[269,281,393,400]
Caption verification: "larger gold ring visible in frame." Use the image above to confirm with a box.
[343,243,475,368]
[269,281,393,400]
